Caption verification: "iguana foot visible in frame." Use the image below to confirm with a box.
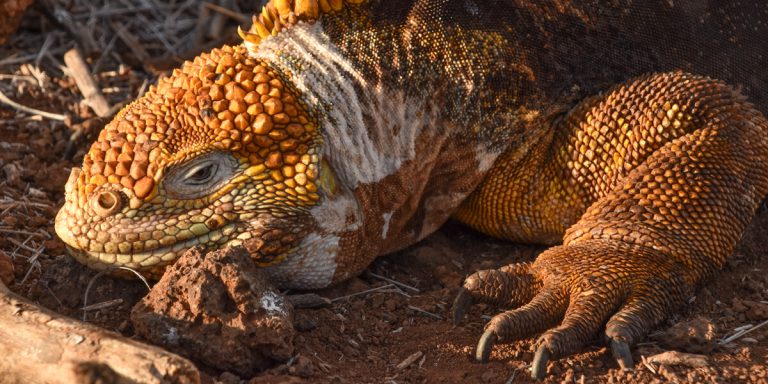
[453,240,693,379]
[452,72,768,379]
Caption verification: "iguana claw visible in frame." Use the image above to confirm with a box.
[531,344,551,380]
[451,287,473,326]
[475,330,496,363]
[610,338,633,370]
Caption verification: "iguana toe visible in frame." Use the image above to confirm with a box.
[452,263,541,326]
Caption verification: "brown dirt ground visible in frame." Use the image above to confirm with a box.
[0,2,766,383]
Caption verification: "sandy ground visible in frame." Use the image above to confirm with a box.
[0,2,766,383]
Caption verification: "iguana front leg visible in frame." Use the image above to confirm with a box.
[453,72,768,378]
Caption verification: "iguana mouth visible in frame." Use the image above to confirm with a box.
[59,223,239,274]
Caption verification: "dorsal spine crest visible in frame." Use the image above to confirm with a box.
[238,0,367,50]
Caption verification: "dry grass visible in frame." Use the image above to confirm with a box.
[2,0,263,73]
[0,0,264,127]
[0,0,264,303]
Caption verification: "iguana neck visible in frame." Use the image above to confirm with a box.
[252,21,442,188]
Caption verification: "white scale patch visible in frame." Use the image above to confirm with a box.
[251,21,430,188]
[263,232,340,289]
[475,144,502,173]
[381,212,393,239]
[251,21,440,288]
[310,188,362,233]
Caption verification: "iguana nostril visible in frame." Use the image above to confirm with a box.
[90,190,124,217]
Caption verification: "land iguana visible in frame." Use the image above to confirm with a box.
[55,0,768,379]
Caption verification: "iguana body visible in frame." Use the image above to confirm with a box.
[55,0,768,378]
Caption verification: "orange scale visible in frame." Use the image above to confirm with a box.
[241,79,256,91]
[273,113,290,124]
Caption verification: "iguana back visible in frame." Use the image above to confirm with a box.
[321,1,768,112]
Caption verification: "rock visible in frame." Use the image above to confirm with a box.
[732,298,750,313]
[2,163,22,188]
[131,246,295,377]
[652,316,717,353]
[561,368,576,384]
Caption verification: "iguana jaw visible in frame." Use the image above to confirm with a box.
[57,218,238,276]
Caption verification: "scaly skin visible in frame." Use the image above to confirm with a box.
[55,0,768,378]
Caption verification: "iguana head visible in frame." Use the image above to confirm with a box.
[55,44,327,279]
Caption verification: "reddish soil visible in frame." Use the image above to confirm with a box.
[1,3,766,383]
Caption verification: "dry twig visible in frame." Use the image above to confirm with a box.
[368,271,420,293]
[0,89,67,121]
[82,266,151,321]
[331,284,395,302]
[396,351,423,370]
[63,48,112,117]
[719,319,768,344]
[204,2,248,23]
[0,278,200,382]
[406,305,443,320]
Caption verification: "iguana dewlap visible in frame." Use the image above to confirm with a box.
[55,0,768,378]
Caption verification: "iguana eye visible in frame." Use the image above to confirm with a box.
[184,163,217,185]
[163,152,238,200]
